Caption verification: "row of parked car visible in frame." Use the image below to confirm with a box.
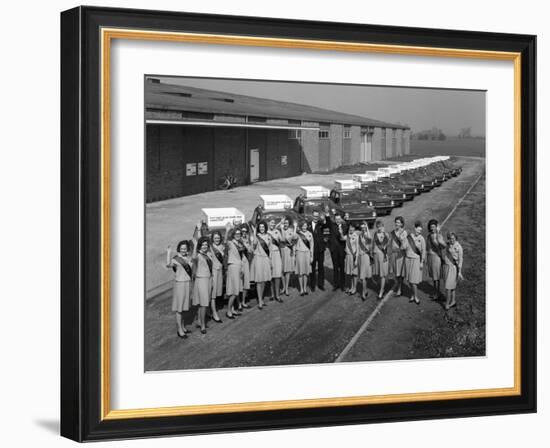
[248,156,462,227]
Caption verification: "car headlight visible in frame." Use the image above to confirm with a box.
[402,193,406,198]
[421,184,424,188]
[414,188,417,193]
[372,211,376,217]
[390,200,395,206]
[369,202,373,206]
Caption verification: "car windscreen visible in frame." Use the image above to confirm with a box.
[339,191,362,204]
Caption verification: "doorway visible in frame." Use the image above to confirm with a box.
[249,148,260,182]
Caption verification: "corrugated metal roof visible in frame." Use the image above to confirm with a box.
[145,80,409,130]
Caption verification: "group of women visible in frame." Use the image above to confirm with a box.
[341,216,464,309]
[166,214,464,339]
[166,216,314,338]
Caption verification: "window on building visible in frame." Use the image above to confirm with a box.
[288,129,302,140]
[343,127,351,139]
[319,130,330,139]
[247,116,267,123]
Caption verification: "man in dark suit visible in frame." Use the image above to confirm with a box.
[325,212,348,291]
[309,210,327,291]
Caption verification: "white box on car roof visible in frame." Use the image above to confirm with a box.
[201,207,245,228]
[300,186,330,199]
[352,173,377,183]
[260,194,293,210]
[334,179,360,190]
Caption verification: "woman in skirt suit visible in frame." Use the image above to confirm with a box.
[239,224,253,309]
[389,216,407,297]
[442,232,464,310]
[192,235,213,334]
[208,230,225,323]
[166,240,193,338]
[403,221,426,305]
[267,218,283,302]
[344,222,359,295]
[294,220,314,296]
[357,220,373,301]
[251,220,272,309]
[224,227,244,319]
[372,220,390,299]
[279,216,297,296]
[426,218,447,300]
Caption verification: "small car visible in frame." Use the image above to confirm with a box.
[361,182,407,206]
[375,178,418,199]
[328,189,378,225]
[249,204,301,229]
[293,195,344,221]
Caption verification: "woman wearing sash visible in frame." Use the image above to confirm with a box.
[239,224,252,309]
[166,240,193,338]
[426,218,446,300]
[279,216,297,297]
[251,220,272,309]
[208,230,225,323]
[403,221,426,305]
[389,216,407,297]
[294,220,314,296]
[225,227,244,319]
[372,220,390,299]
[192,236,214,334]
[267,218,283,302]
[344,222,359,295]
[442,232,464,310]
[357,221,373,301]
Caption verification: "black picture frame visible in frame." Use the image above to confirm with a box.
[61,5,536,442]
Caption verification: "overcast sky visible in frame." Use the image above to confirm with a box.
[159,76,486,137]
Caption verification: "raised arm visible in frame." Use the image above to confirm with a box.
[165,245,173,268]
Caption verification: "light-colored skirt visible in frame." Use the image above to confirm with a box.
[211,267,223,298]
[427,253,442,280]
[172,280,190,312]
[270,249,282,278]
[442,263,458,290]
[251,255,271,283]
[358,253,372,279]
[372,251,389,277]
[226,263,243,296]
[345,253,358,275]
[295,250,311,275]
[241,256,251,290]
[281,246,294,273]
[404,257,422,284]
[193,276,211,307]
[390,252,406,277]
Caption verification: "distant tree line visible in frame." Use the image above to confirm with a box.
[413,127,447,141]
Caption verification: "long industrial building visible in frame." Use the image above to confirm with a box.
[146,78,410,202]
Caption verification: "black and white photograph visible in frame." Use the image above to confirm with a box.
[144,76,486,372]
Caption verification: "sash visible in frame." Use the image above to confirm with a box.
[346,236,356,256]
[258,234,270,257]
[200,252,213,275]
[358,234,371,254]
[391,230,403,248]
[212,245,224,265]
[298,231,311,250]
[446,245,459,268]
[233,240,246,259]
[374,232,389,260]
[173,255,192,278]
[429,233,443,259]
[270,232,281,249]
[407,234,422,257]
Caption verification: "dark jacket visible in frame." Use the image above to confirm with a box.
[309,219,327,253]
[324,215,347,249]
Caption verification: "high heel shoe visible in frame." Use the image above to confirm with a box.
[242,303,250,309]
[225,313,235,319]
[212,316,223,323]
[177,330,187,339]
[200,328,207,335]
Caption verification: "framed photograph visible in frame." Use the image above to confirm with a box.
[60,6,536,442]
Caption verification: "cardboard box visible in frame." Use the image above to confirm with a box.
[334,179,360,190]
[201,207,245,228]
[260,194,293,210]
[300,186,330,199]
